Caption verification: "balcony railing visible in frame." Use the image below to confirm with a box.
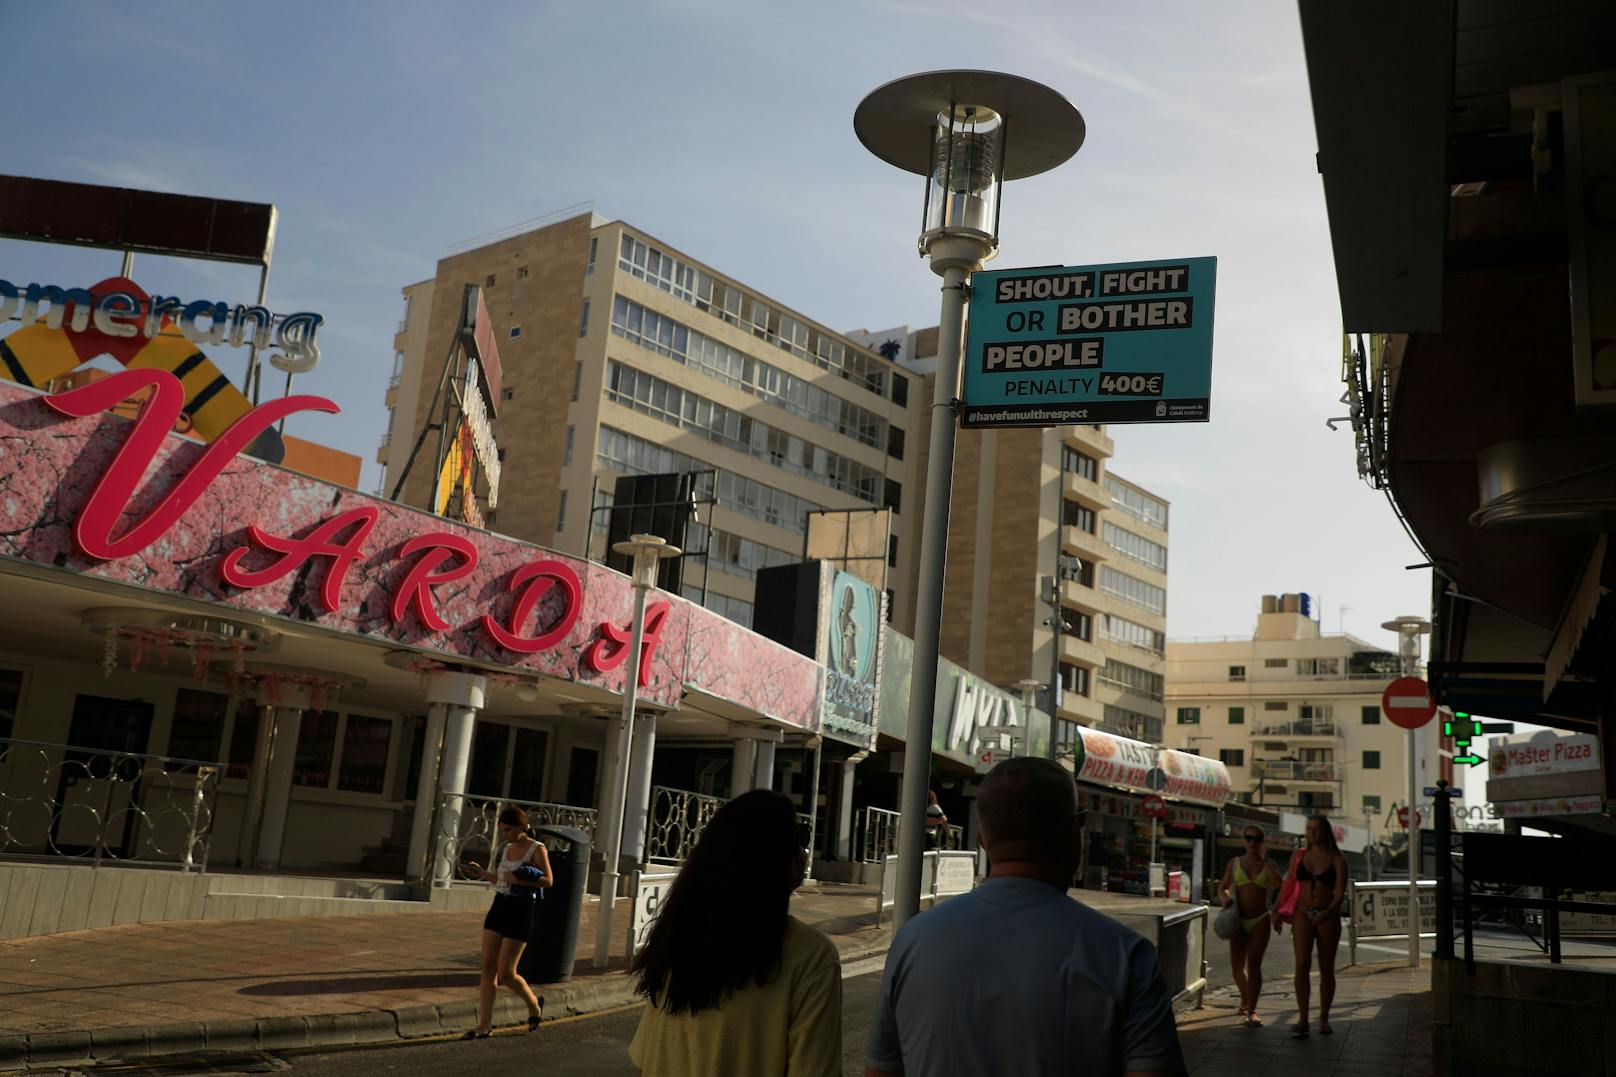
[854,806,962,861]
[431,790,596,887]
[1254,761,1344,782]
[646,785,726,863]
[1253,719,1338,737]
[0,737,221,871]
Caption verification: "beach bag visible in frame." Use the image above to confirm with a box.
[1275,849,1302,925]
[1212,902,1242,940]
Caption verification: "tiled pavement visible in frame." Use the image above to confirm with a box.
[0,878,1435,1072]
[1178,961,1433,1077]
[0,883,890,1065]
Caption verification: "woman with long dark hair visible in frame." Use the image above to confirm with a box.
[460,806,551,1038]
[1217,825,1280,1026]
[1276,814,1348,1036]
[628,789,841,1076]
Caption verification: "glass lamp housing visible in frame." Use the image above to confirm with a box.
[920,103,1006,256]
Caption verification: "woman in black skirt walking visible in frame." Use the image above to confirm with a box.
[461,806,552,1037]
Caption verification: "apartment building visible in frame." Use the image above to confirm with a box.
[847,327,1172,753]
[379,211,923,627]
[1164,594,1430,848]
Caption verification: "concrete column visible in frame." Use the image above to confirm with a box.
[236,704,275,867]
[425,672,486,885]
[254,703,307,870]
[831,752,868,861]
[731,738,759,797]
[404,702,448,883]
[753,739,777,792]
[620,711,658,866]
[596,712,626,866]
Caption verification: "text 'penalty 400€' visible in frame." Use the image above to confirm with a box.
[961,257,1216,428]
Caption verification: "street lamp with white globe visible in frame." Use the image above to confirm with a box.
[854,70,1085,930]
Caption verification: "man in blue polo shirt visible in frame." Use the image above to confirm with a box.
[865,757,1186,1077]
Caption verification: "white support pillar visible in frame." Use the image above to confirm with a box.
[753,739,777,792]
[596,712,627,869]
[405,702,448,883]
[620,710,658,868]
[237,703,276,867]
[731,738,759,798]
[832,751,869,861]
[254,687,312,870]
[425,672,486,885]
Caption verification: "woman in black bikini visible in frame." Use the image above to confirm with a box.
[461,806,552,1038]
[1276,814,1348,1036]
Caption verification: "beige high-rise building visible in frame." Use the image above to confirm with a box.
[847,327,1172,754]
[1164,595,1430,848]
[379,211,924,625]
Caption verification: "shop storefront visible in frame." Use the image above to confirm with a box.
[1069,727,1231,897]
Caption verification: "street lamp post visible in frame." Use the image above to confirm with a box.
[1382,614,1431,970]
[593,533,680,970]
[1015,678,1045,760]
[855,70,1085,931]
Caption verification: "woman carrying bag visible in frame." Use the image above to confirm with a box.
[460,806,552,1038]
[1214,826,1281,1027]
[1272,815,1348,1037]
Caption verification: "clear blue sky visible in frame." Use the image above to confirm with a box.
[3,0,1430,644]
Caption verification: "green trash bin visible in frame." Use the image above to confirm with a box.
[519,825,591,984]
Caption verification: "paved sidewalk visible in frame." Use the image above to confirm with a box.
[0,882,890,1069]
[1177,960,1434,1077]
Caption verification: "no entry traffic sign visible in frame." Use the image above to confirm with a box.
[1382,676,1436,730]
[1143,793,1167,819]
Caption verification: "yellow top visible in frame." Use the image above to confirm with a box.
[629,915,842,1077]
[1233,858,1278,889]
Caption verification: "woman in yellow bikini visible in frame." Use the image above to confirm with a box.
[1217,825,1281,1026]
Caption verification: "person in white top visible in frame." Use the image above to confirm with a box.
[461,806,552,1038]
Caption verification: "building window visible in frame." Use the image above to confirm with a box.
[1103,475,1168,528]
[1363,750,1381,769]
[884,479,902,514]
[1363,795,1382,815]
[564,426,575,466]
[887,425,905,460]
[1069,610,1092,642]
[1059,662,1089,697]
[485,274,496,287]
[517,266,529,279]
[1099,613,1163,655]
[1362,704,1380,725]
[509,325,521,338]
[502,388,515,401]
[1100,658,1163,701]
[293,711,339,788]
[891,372,909,406]
[1219,748,1245,767]
[1263,701,1287,711]
[0,666,22,741]
[1184,748,1202,756]
[586,236,598,275]
[1297,658,1341,676]
[556,490,568,532]
[1264,658,1288,668]
[1228,706,1245,725]
[226,707,259,781]
[1098,565,1166,615]
[884,588,895,621]
[1060,446,1099,481]
[1062,501,1096,533]
[1102,521,1167,571]
[571,363,582,401]
[888,534,898,568]
[167,688,229,766]
[579,299,591,337]
[1229,665,1246,681]
[1176,707,1200,725]
[1056,719,1081,752]
[336,715,392,795]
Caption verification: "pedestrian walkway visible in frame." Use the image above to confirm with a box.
[1177,960,1433,1077]
[0,881,890,1068]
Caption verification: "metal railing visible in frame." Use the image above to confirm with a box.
[1253,761,1344,781]
[0,737,220,871]
[1253,719,1338,737]
[430,791,596,887]
[855,806,962,862]
[646,785,725,863]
